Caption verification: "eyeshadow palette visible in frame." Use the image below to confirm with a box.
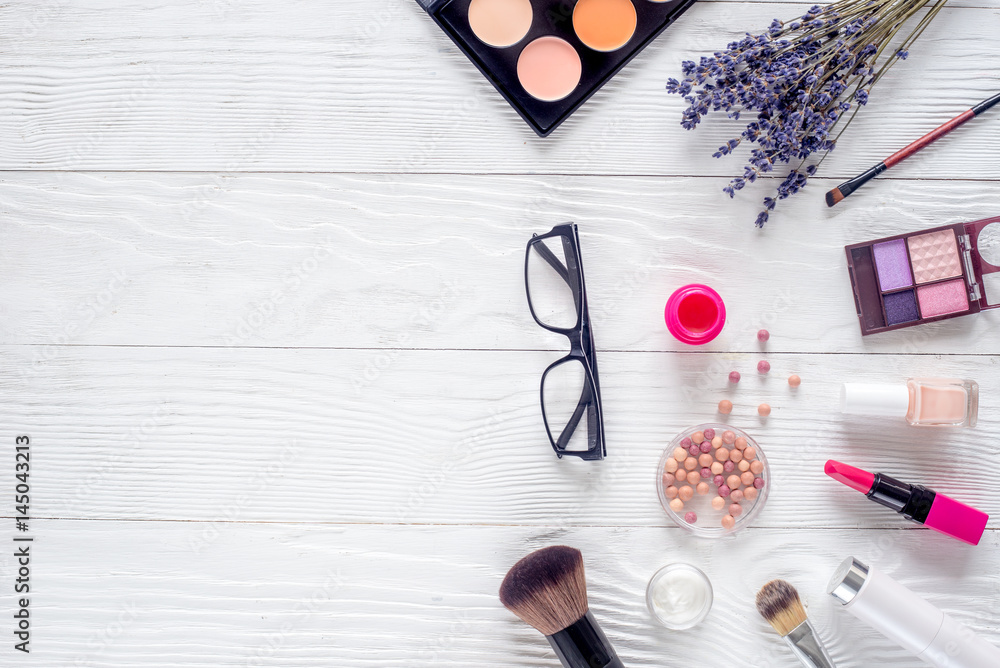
[845,215,1000,335]
[417,0,696,136]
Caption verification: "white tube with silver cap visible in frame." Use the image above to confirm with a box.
[828,557,1000,668]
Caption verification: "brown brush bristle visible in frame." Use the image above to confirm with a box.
[825,187,844,207]
[756,579,808,637]
[499,546,589,636]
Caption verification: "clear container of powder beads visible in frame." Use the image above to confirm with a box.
[656,423,770,538]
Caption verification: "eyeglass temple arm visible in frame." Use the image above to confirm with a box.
[556,381,594,449]
[531,239,572,285]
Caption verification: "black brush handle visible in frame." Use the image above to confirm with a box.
[547,611,626,668]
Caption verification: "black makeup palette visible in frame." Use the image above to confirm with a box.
[417,0,696,136]
[845,215,1000,335]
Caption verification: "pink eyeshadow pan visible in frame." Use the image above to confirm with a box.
[916,279,969,318]
[907,229,962,284]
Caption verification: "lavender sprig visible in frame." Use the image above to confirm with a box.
[667,0,948,226]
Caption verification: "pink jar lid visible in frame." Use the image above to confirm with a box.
[665,284,726,345]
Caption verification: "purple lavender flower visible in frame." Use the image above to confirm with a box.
[666,0,943,225]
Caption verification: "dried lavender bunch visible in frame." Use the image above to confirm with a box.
[667,0,947,226]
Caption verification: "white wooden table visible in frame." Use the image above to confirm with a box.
[2,1,999,666]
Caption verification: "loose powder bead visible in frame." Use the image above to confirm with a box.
[700,467,712,479]
[734,437,747,450]
[713,474,725,487]
[738,460,750,472]
[718,400,733,414]
[664,458,678,473]
[679,486,695,501]
[741,471,755,487]
[663,473,675,487]
[691,431,705,444]
[711,462,724,475]
[684,458,698,471]
[675,469,688,483]
[711,436,723,449]
[715,447,730,462]
[718,485,731,498]
[750,460,764,475]
[723,460,735,473]
[670,498,685,512]
[788,374,801,387]
[685,511,698,524]
[730,503,744,518]
[758,360,771,374]
[699,442,713,454]
[757,329,770,342]
[721,515,736,530]
[744,487,759,501]
[729,449,744,464]
[722,430,736,444]
[743,447,757,461]
[688,444,700,457]
[726,475,742,490]
[703,428,716,440]
[729,371,741,384]
[730,489,744,503]
[699,453,714,468]
[665,486,678,499]
[758,403,771,417]
[673,447,688,461]
[711,496,726,510]
[754,477,765,489]
[697,482,710,495]
[680,437,693,448]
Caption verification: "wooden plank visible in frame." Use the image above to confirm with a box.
[13,521,1000,666]
[3,172,1000,353]
[5,346,997,528]
[0,2,996,176]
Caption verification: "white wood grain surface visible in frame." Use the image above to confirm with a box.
[1,0,999,666]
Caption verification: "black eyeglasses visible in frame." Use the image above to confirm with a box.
[524,223,606,461]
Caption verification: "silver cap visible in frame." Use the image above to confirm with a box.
[827,557,870,605]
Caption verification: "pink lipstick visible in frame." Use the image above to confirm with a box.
[824,460,988,546]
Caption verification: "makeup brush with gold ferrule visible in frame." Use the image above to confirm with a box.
[500,546,625,668]
[756,579,837,668]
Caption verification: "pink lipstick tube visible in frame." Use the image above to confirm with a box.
[829,557,1000,668]
[825,461,989,545]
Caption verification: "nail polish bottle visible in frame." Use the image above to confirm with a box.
[841,378,978,428]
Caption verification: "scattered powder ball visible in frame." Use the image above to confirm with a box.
[670,498,685,512]
[679,486,695,501]
[734,436,747,450]
[718,399,733,414]
[757,360,771,374]
[721,514,736,530]
[729,371,741,384]
[664,486,679,499]
[744,487,759,501]
[711,462,724,475]
[664,458,679,472]
[697,482,710,495]
[757,329,770,342]
[758,403,771,417]
[685,511,698,524]
[729,503,744,518]
[737,459,750,472]
[711,496,726,510]
[788,374,801,387]
[722,430,736,444]
[673,447,688,461]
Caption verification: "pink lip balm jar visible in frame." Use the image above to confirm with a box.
[665,284,726,345]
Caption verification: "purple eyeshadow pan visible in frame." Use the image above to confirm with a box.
[883,290,920,326]
[872,239,913,291]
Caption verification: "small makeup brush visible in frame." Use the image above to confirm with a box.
[499,545,625,668]
[826,92,1000,206]
[756,579,837,668]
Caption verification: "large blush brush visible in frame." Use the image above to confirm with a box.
[499,546,625,668]
[827,92,1000,206]
[756,579,837,668]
